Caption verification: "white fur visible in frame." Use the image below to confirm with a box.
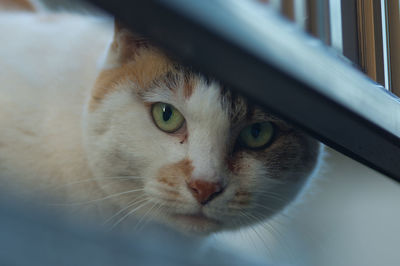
[0,12,112,207]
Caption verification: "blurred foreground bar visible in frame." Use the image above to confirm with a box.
[88,0,400,181]
[0,193,264,266]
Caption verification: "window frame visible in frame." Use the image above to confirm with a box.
[386,0,400,95]
[355,0,385,86]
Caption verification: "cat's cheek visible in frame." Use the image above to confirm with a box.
[135,154,196,218]
[141,159,195,206]
[227,155,242,174]
[220,158,283,226]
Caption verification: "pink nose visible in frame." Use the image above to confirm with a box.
[187,180,223,205]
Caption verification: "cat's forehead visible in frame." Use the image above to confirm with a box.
[141,68,283,126]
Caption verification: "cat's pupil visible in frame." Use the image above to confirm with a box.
[162,105,172,121]
[251,123,261,138]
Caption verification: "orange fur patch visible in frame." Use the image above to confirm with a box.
[89,49,175,111]
[0,0,35,11]
[157,158,194,187]
[159,177,175,187]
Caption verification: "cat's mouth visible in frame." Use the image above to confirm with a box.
[163,212,223,235]
[171,212,221,229]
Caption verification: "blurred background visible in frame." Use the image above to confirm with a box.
[6,0,400,265]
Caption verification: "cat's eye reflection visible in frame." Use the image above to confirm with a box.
[151,102,185,133]
[238,122,274,149]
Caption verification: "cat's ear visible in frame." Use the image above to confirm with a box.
[105,20,150,67]
[0,0,40,11]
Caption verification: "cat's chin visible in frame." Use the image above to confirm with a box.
[164,213,223,236]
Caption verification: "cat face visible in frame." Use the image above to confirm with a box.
[82,23,320,235]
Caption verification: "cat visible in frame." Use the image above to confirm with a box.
[0,0,321,235]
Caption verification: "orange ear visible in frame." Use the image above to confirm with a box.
[0,0,36,11]
[108,20,150,66]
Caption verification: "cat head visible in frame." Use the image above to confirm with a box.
[82,22,321,235]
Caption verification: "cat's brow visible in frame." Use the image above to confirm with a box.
[141,70,200,100]
[142,71,181,94]
[222,89,285,125]
[251,108,284,123]
[138,71,181,103]
[221,89,249,125]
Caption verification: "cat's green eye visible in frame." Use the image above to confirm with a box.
[239,122,274,149]
[151,102,185,133]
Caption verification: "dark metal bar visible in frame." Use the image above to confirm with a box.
[87,0,400,182]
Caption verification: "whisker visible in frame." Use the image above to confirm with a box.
[250,202,292,220]
[260,220,289,251]
[256,195,288,204]
[48,188,145,206]
[238,211,275,257]
[32,176,144,195]
[235,215,259,250]
[134,201,159,231]
[145,200,165,222]
[152,202,165,221]
[102,196,147,226]
[246,211,292,259]
[249,189,289,200]
[230,216,252,249]
[110,199,151,229]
